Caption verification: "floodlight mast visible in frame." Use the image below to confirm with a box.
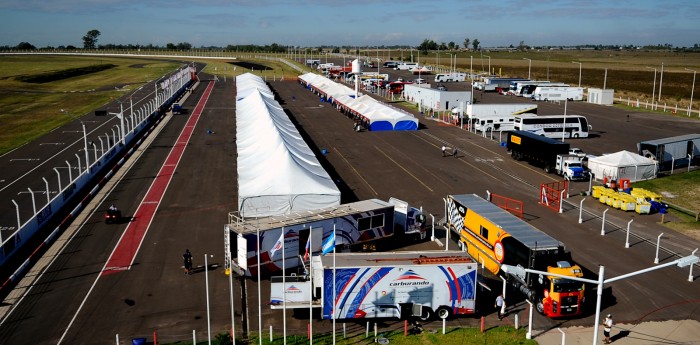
[501,254,698,345]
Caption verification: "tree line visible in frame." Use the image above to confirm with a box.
[4,29,700,53]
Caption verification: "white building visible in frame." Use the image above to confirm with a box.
[403,84,471,113]
[587,88,614,105]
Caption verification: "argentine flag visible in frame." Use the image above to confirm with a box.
[321,231,335,255]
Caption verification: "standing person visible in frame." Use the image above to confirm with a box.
[442,145,447,157]
[452,147,458,158]
[603,314,614,344]
[183,249,193,275]
[495,294,505,320]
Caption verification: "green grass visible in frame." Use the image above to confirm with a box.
[631,170,700,237]
[165,326,537,345]
[0,55,181,154]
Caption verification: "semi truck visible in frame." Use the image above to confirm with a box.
[435,73,467,82]
[226,198,427,277]
[473,77,529,92]
[506,130,587,179]
[269,251,478,320]
[445,194,585,318]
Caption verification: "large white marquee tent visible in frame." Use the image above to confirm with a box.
[236,73,340,218]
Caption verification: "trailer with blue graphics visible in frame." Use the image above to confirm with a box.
[270,251,478,321]
[226,198,427,277]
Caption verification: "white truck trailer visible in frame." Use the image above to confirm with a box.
[451,103,537,126]
[270,251,478,320]
[532,86,584,101]
[434,73,467,82]
[226,198,427,277]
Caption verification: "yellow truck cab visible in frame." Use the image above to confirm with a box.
[446,194,585,318]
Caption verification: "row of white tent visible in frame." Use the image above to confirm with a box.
[236,73,340,218]
[298,72,418,131]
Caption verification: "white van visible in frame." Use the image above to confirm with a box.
[395,62,418,71]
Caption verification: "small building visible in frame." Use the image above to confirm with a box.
[403,84,471,113]
[638,134,700,171]
[587,88,614,105]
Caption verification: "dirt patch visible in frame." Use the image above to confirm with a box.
[228,61,272,71]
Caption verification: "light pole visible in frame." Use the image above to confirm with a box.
[445,53,455,74]
[523,58,532,79]
[572,61,582,87]
[502,254,699,345]
[646,66,657,107]
[485,55,491,75]
[658,62,664,102]
[685,68,696,116]
[61,109,89,169]
[562,89,569,141]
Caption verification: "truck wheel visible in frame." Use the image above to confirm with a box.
[436,307,452,320]
[536,301,545,315]
[420,307,434,321]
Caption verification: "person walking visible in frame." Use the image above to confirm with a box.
[603,314,614,344]
[452,147,458,158]
[183,249,193,275]
[495,294,505,320]
[442,145,447,157]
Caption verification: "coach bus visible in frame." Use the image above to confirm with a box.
[514,114,592,138]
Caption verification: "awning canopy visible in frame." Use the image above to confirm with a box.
[298,72,418,131]
[588,150,658,182]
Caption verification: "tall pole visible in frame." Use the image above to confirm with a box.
[658,62,664,102]
[523,58,531,79]
[603,68,608,89]
[309,227,313,343]
[332,224,337,345]
[686,68,696,116]
[257,228,262,345]
[282,227,286,345]
[205,254,212,345]
[573,61,582,87]
[61,109,89,169]
[563,94,568,141]
[228,249,236,345]
[646,66,657,106]
[592,265,605,345]
[119,102,125,145]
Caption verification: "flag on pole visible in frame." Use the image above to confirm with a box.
[303,235,311,261]
[269,231,285,258]
[322,231,335,255]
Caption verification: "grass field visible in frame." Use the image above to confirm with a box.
[631,170,700,238]
[0,55,181,154]
[166,326,536,345]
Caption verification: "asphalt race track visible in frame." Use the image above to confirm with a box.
[0,63,699,344]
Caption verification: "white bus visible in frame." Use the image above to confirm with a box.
[514,114,592,138]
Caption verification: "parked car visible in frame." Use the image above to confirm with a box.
[414,78,426,84]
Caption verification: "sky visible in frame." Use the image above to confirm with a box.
[1,0,699,48]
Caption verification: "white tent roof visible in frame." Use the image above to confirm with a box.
[236,73,340,218]
[334,94,418,131]
[588,150,657,182]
